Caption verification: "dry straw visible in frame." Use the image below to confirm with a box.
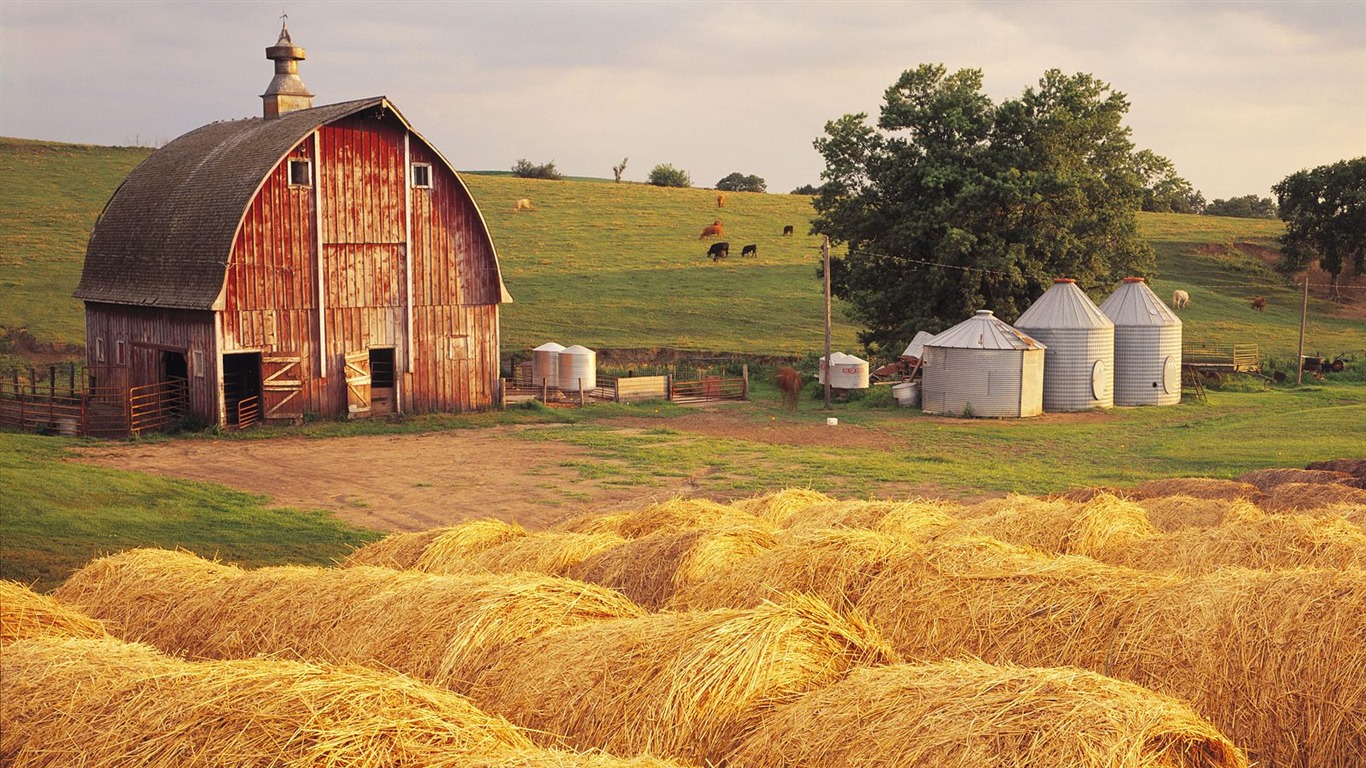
[415,519,532,572]
[1305,502,1366,528]
[728,660,1247,768]
[1135,495,1256,531]
[1306,458,1366,483]
[468,752,686,768]
[961,493,1160,558]
[1236,467,1356,493]
[0,581,106,643]
[1133,477,1262,501]
[344,526,458,569]
[453,531,628,577]
[1261,481,1366,512]
[468,593,899,766]
[779,498,960,538]
[569,524,779,610]
[1111,568,1366,768]
[667,528,919,612]
[731,487,834,527]
[954,492,1065,521]
[56,549,644,692]
[1,635,537,767]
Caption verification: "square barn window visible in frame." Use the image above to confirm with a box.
[412,163,432,188]
[289,159,312,186]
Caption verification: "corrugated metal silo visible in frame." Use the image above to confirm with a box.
[558,345,597,392]
[921,310,1046,418]
[818,352,870,389]
[1014,278,1115,412]
[1099,277,1182,406]
[532,342,565,388]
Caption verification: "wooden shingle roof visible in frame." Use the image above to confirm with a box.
[75,97,386,310]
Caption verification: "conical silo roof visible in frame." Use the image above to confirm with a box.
[926,310,1045,351]
[1099,278,1181,328]
[1015,279,1114,330]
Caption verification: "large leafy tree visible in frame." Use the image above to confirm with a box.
[716,172,767,193]
[1204,194,1277,219]
[812,64,1155,357]
[1133,149,1205,213]
[1272,158,1366,299]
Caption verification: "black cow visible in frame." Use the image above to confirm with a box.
[707,241,730,262]
[741,244,757,258]
[782,225,794,236]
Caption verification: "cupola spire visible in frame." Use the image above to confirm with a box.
[261,15,314,118]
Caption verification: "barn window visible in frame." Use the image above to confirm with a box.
[289,159,312,186]
[115,340,126,365]
[193,350,205,378]
[95,337,105,363]
[412,163,432,189]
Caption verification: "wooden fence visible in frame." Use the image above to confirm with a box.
[501,370,747,407]
[1183,343,1261,373]
[1,364,189,438]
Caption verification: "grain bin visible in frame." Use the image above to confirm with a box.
[558,345,597,393]
[532,342,565,388]
[920,310,1045,418]
[818,353,870,389]
[1014,279,1115,412]
[1099,278,1182,406]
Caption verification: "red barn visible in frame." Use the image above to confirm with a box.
[74,24,510,430]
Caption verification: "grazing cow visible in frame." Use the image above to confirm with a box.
[776,366,802,411]
[717,193,725,208]
[1172,289,1190,309]
[707,241,730,262]
[699,220,724,240]
[782,225,794,236]
[1251,296,1267,312]
[741,244,757,258]
[514,198,534,211]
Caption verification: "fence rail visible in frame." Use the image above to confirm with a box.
[1183,343,1260,373]
[671,376,747,404]
[1,365,188,438]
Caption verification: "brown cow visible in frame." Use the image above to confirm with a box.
[717,193,725,208]
[782,225,794,236]
[776,366,802,411]
[699,220,723,239]
[1251,296,1267,312]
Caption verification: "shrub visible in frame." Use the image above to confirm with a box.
[512,159,562,180]
[648,164,691,188]
[716,173,767,193]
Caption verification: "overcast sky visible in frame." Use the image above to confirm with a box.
[2,0,1362,200]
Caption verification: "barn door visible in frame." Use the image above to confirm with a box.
[262,354,304,419]
[344,350,372,417]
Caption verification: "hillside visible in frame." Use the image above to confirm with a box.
[2,137,1362,364]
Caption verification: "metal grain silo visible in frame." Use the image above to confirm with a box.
[921,310,1045,418]
[818,353,870,389]
[532,342,565,388]
[558,345,597,393]
[1099,277,1182,406]
[1014,278,1115,412]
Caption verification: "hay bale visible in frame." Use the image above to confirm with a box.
[547,511,632,536]
[0,581,106,643]
[1,635,537,767]
[873,499,963,540]
[1306,458,1366,482]
[668,528,919,612]
[779,498,959,538]
[954,493,1061,521]
[728,660,1246,768]
[1112,568,1366,768]
[1261,482,1366,512]
[1133,477,1262,501]
[1236,467,1356,493]
[615,497,763,539]
[469,752,685,768]
[56,549,645,692]
[1047,485,1127,503]
[569,524,778,610]
[855,536,1176,670]
[416,519,530,572]
[1301,502,1366,528]
[456,531,628,577]
[1098,506,1366,574]
[961,494,1159,557]
[344,527,455,569]
[1135,495,1253,531]
[468,594,899,766]
[731,488,834,527]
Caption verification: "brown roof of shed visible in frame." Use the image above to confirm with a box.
[75,98,386,310]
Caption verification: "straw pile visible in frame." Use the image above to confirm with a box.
[954,493,1066,521]
[1,635,537,767]
[1132,477,1262,501]
[569,524,779,610]
[468,753,685,768]
[547,510,632,536]
[56,549,645,691]
[1111,568,1366,768]
[1261,481,1366,512]
[451,531,628,577]
[1306,458,1366,483]
[344,526,457,569]
[415,519,532,572]
[468,593,899,766]
[1096,505,1366,574]
[779,498,960,538]
[0,581,106,643]
[668,528,918,612]
[855,536,1177,670]
[731,487,834,527]
[1236,467,1356,493]
[728,660,1247,768]
[1306,502,1366,528]
[1135,496,1255,531]
[963,493,1160,558]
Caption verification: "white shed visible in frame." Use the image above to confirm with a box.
[921,310,1046,418]
[1014,278,1115,412]
[1099,277,1182,406]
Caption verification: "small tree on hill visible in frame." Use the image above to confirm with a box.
[512,159,562,180]
[716,172,767,193]
[648,164,691,188]
[1273,157,1366,299]
[1204,194,1277,218]
[612,157,629,183]
[1133,149,1205,213]
[790,184,820,195]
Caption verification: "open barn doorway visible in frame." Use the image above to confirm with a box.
[369,347,396,415]
[222,353,261,427]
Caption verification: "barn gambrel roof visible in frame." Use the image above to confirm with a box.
[75,97,508,310]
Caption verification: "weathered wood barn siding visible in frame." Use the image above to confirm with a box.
[83,304,218,421]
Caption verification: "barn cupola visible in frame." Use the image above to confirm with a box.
[261,19,314,119]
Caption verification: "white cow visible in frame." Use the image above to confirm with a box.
[1172,289,1190,309]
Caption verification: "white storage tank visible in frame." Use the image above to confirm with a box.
[531,342,565,388]
[818,352,870,389]
[1014,278,1115,412]
[921,310,1045,418]
[1100,277,1182,406]
[557,344,597,393]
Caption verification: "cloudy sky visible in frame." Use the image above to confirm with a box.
[2,0,1362,200]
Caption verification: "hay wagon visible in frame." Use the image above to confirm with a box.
[1181,343,1260,376]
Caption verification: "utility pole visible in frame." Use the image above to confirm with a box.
[822,236,832,410]
[1296,276,1308,385]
